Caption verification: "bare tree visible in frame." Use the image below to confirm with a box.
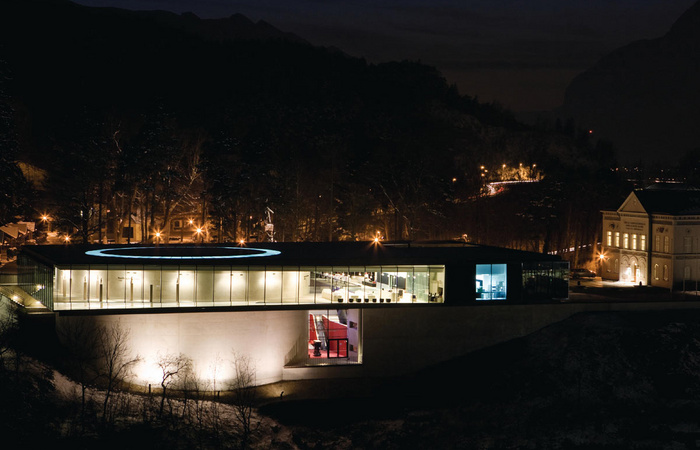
[229,352,258,448]
[96,320,141,422]
[0,301,28,375]
[180,364,205,423]
[207,355,226,441]
[156,352,192,418]
[179,365,222,447]
[58,318,102,423]
[0,301,19,371]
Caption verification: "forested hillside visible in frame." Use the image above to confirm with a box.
[0,0,626,263]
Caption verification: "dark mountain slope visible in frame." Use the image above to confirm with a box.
[560,1,700,164]
[0,0,364,156]
[0,0,619,245]
[126,10,308,44]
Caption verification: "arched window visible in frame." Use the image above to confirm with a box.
[654,264,659,280]
[663,264,669,281]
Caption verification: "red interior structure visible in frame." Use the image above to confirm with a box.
[308,313,348,358]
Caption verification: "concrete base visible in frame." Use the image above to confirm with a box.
[56,301,700,387]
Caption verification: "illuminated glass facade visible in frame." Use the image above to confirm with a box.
[18,242,567,311]
[49,264,445,310]
[18,252,54,309]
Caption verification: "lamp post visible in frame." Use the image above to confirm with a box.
[187,218,194,243]
[598,251,606,277]
[40,214,52,236]
[196,227,203,244]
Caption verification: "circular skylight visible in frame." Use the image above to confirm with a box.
[85,246,281,260]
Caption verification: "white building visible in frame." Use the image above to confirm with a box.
[602,185,700,289]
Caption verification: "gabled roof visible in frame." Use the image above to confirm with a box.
[633,187,700,216]
[618,191,647,214]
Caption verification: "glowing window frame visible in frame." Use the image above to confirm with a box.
[85,246,281,260]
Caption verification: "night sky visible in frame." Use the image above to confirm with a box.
[74,0,695,112]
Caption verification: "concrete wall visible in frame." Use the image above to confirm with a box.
[56,309,308,386]
[57,301,700,387]
[283,301,700,382]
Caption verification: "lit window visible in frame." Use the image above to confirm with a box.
[623,233,629,249]
[607,231,612,247]
[306,309,362,366]
[663,264,669,281]
[615,232,620,247]
[641,235,646,251]
[654,264,658,280]
[476,264,507,301]
[664,236,670,253]
[632,234,637,250]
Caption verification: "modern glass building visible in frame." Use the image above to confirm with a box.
[19,241,567,311]
[17,242,567,384]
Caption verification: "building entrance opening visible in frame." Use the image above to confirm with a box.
[307,309,361,365]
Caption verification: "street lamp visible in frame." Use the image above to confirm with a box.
[195,227,203,243]
[40,214,51,233]
[597,251,607,276]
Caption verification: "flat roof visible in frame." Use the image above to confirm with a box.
[21,241,561,267]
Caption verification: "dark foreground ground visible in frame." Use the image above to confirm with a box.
[7,299,700,449]
[260,309,700,449]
